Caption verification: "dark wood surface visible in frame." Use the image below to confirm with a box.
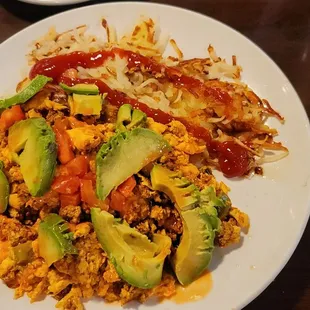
[0,0,309,309]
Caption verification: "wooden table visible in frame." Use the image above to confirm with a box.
[0,0,309,309]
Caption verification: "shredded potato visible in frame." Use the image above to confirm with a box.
[27,17,287,175]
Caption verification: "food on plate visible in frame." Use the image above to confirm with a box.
[91,208,172,289]
[0,16,284,309]
[8,118,57,196]
[38,213,78,266]
[69,93,103,116]
[27,18,288,178]
[59,83,100,95]
[0,75,52,109]
[96,127,170,200]
[151,165,221,285]
[0,161,9,213]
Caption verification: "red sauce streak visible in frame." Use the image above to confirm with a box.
[116,48,232,104]
[30,48,231,104]
[60,76,211,144]
[30,49,248,177]
[30,50,114,79]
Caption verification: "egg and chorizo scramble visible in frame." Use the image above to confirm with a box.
[0,17,286,309]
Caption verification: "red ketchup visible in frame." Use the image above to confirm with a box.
[30,48,249,177]
[210,141,249,177]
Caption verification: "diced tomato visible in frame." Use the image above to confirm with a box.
[117,176,136,198]
[56,165,70,176]
[54,118,70,131]
[80,178,108,211]
[60,192,81,207]
[53,126,75,164]
[110,190,127,215]
[82,172,96,185]
[65,155,89,177]
[52,175,80,194]
[80,179,98,206]
[0,105,25,130]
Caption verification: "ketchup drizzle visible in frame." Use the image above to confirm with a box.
[30,48,249,177]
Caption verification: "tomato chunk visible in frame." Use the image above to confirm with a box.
[0,105,25,130]
[82,172,96,185]
[52,175,80,194]
[54,118,70,131]
[53,126,75,164]
[80,179,98,206]
[67,116,85,128]
[117,176,136,198]
[56,165,70,176]
[110,190,127,215]
[65,155,89,177]
[60,193,81,207]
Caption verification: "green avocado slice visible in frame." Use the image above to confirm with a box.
[116,104,146,131]
[150,165,199,211]
[10,241,34,265]
[96,128,170,200]
[150,165,222,286]
[8,118,57,197]
[0,161,9,213]
[200,186,232,220]
[69,94,103,116]
[60,83,100,95]
[172,208,216,286]
[38,214,78,266]
[0,75,52,109]
[91,208,171,289]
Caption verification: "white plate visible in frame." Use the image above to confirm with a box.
[18,0,90,6]
[1,2,310,310]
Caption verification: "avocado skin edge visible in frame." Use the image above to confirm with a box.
[59,83,100,95]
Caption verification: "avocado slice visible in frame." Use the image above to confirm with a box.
[69,94,102,116]
[96,128,170,200]
[150,165,221,286]
[200,186,232,219]
[0,75,52,109]
[91,208,171,289]
[172,208,216,286]
[8,118,57,197]
[10,241,34,264]
[150,165,199,211]
[116,104,146,131]
[60,83,99,95]
[0,161,9,213]
[38,214,78,266]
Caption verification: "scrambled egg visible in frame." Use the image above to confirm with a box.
[229,207,250,231]
[66,127,103,152]
[59,205,81,224]
[146,120,207,181]
[0,112,248,309]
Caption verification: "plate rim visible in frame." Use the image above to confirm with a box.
[1,1,310,309]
